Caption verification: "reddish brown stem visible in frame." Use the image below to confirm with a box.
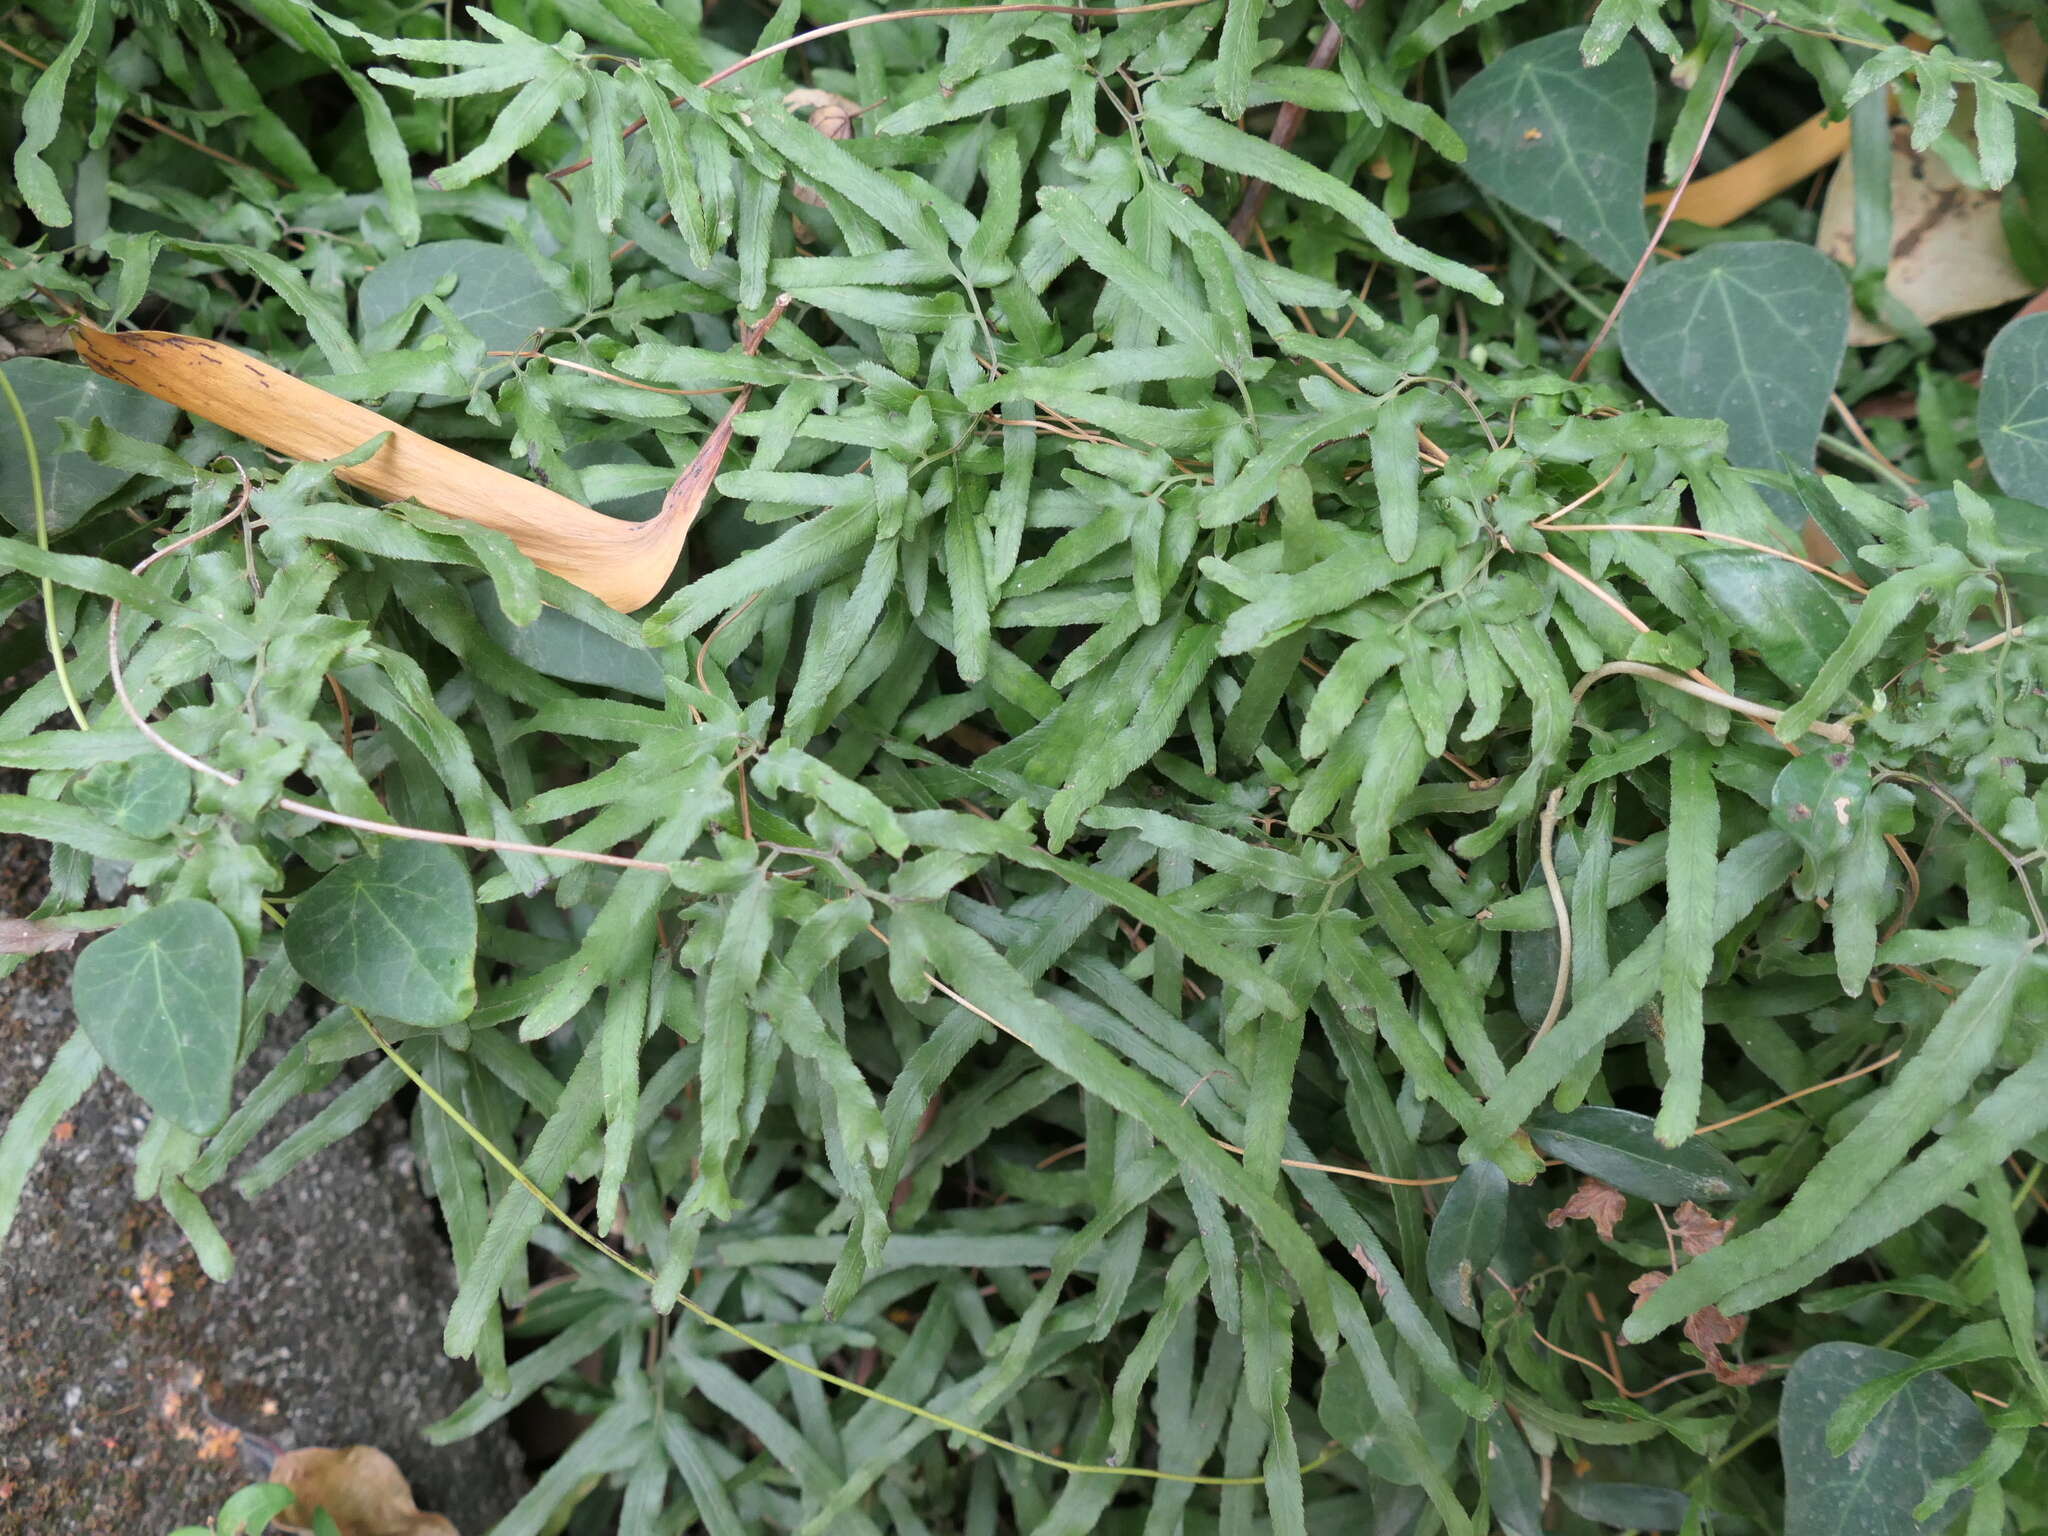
[1227,0,1364,245]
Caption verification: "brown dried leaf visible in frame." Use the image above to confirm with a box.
[70,322,779,614]
[783,89,862,210]
[783,88,860,141]
[272,1445,460,1536]
[1682,1305,1768,1387]
[0,916,80,954]
[1669,1201,1737,1256]
[1545,1177,1626,1241]
[1817,122,2033,342]
[1626,1270,1668,1310]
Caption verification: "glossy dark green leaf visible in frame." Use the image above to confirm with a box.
[1315,1325,1463,1487]
[285,841,478,1027]
[1980,311,2048,505]
[1618,242,1850,521]
[356,238,571,356]
[1557,1482,1691,1531]
[1449,28,1651,279]
[1426,1160,1508,1327]
[71,900,243,1134]
[0,358,179,534]
[1691,550,1852,691]
[1525,1105,1750,1204]
[472,582,665,699]
[1782,1343,1991,1536]
[1477,1410,1546,1536]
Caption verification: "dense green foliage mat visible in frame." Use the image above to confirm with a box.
[6,1,2048,1532]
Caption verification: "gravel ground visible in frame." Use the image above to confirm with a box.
[0,839,527,1535]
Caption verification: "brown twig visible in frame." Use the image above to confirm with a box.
[1226,0,1363,244]
[1830,392,1915,486]
[1692,1050,1901,1135]
[1571,659,1856,746]
[1539,519,1868,594]
[1210,1137,1460,1188]
[1717,0,1882,49]
[487,350,742,397]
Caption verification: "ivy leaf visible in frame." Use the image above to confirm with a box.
[1557,1482,1691,1531]
[0,358,179,535]
[356,239,572,357]
[285,842,479,1027]
[1978,311,2048,506]
[1781,1343,1991,1536]
[1619,242,1850,521]
[1449,28,1652,280]
[71,900,244,1135]
[1526,1106,1750,1204]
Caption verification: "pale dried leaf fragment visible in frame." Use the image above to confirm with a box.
[1817,122,2033,342]
[1349,1242,1389,1301]
[1626,1269,1667,1309]
[784,88,862,210]
[73,308,784,614]
[1546,1176,1627,1241]
[272,1445,460,1536]
[784,87,860,140]
[0,916,80,954]
[129,1253,174,1311]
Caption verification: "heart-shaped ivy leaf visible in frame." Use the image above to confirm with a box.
[285,841,478,1027]
[71,899,244,1134]
[1449,28,1651,280]
[1526,1105,1750,1204]
[0,357,179,535]
[1619,242,1850,522]
[1979,311,2048,506]
[355,238,571,357]
[1781,1343,1990,1536]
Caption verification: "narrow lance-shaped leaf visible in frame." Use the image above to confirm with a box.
[1626,944,2025,1341]
[1145,102,1502,304]
[11,0,100,226]
[1372,390,1426,564]
[1655,741,1719,1145]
